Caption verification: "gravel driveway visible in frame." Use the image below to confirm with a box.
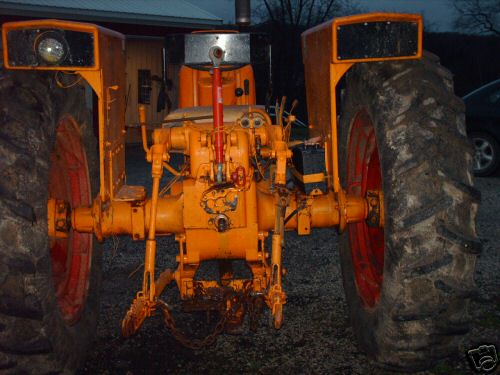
[79,146,500,375]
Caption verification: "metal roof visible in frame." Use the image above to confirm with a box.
[0,0,223,28]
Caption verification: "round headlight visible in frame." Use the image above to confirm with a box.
[35,32,67,65]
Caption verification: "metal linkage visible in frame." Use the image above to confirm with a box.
[209,45,225,183]
[122,269,175,337]
[266,190,288,329]
[157,284,264,349]
[121,143,167,338]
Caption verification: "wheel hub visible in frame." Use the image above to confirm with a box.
[346,110,385,308]
[473,137,494,171]
[48,116,92,325]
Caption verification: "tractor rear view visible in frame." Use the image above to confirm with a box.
[0,5,479,374]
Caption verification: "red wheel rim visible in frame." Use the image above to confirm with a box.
[346,110,384,308]
[48,116,92,324]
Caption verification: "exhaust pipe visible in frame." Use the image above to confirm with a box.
[235,0,251,26]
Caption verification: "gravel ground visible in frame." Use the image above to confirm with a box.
[79,146,500,375]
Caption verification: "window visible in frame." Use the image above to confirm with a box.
[138,69,152,104]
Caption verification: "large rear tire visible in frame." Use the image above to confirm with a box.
[0,71,101,374]
[338,53,480,371]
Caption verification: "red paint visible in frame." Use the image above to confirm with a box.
[231,166,246,188]
[48,116,92,325]
[346,110,385,308]
[212,66,224,165]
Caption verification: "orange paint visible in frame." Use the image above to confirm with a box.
[4,15,418,335]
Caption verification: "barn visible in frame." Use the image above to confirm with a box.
[0,0,222,142]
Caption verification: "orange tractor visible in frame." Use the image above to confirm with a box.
[0,6,479,375]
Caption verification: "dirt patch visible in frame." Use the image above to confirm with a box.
[79,147,499,375]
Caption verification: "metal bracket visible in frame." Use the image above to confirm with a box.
[47,198,71,238]
[366,190,384,227]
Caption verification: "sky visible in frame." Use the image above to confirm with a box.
[185,0,458,32]
[357,0,456,32]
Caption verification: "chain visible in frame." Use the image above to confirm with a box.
[157,290,247,350]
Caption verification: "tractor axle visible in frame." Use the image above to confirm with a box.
[48,188,372,241]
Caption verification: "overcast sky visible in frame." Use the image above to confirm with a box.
[185,0,457,32]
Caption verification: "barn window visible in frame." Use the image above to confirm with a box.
[138,69,152,104]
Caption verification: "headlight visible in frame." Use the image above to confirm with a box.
[35,31,67,65]
[5,25,95,68]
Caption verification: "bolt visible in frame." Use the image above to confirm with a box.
[213,46,223,59]
[56,219,66,229]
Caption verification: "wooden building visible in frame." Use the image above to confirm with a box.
[0,0,222,142]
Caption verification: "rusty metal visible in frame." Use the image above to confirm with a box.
[121,292,154,338]
[158,285,251,350]
[122,268,175,337]
[366,190,384,228]
[47,198,71,239]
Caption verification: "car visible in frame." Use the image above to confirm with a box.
[463,79,500,176]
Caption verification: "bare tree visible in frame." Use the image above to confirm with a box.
[251,0,359,122]
[453,0,500,35]
[259,0,355,28]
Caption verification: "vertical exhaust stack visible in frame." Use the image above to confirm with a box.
[235,0,251,26]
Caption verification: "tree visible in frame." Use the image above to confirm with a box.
[453,0,500,36]
[260,0,352,28]
[253,0,357,121]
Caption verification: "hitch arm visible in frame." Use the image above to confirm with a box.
[143,143,165,301]
[267,191,288,329]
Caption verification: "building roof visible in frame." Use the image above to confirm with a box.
[0,0,223,28]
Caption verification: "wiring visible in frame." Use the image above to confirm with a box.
[55,71,82,89]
